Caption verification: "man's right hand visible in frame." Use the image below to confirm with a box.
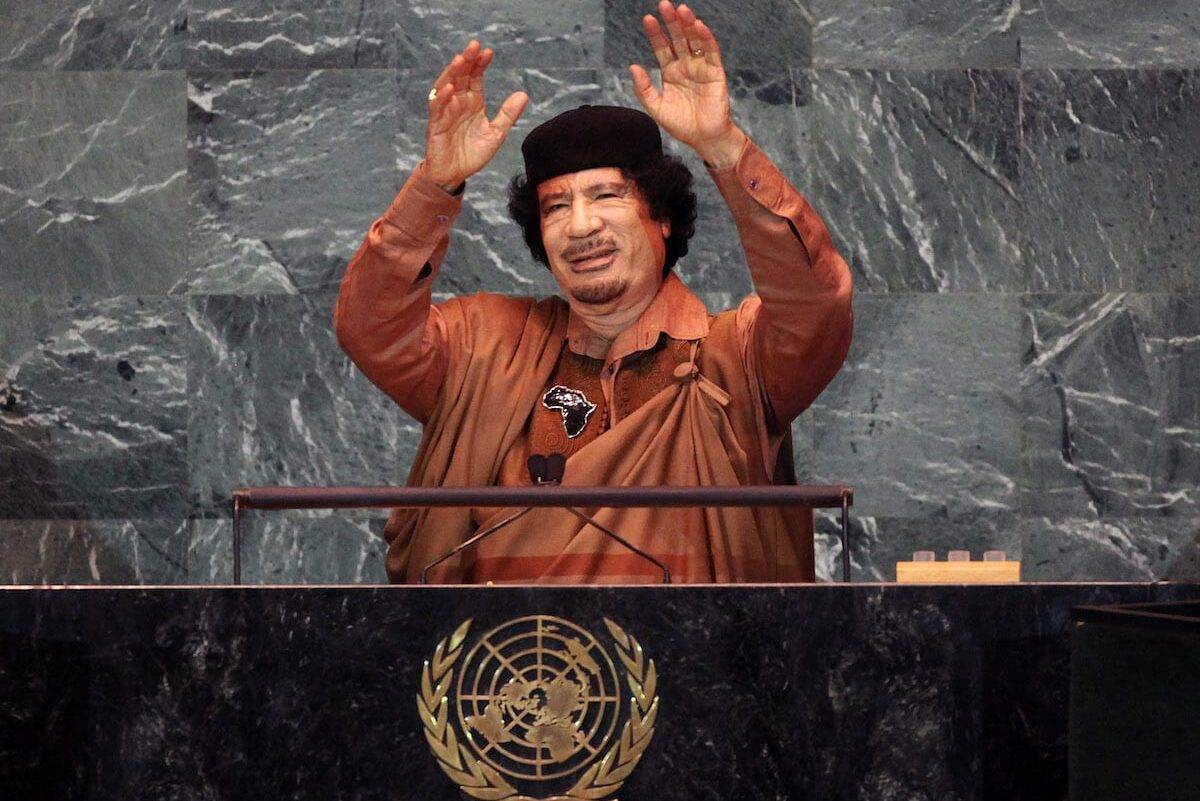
[424,40,529,191]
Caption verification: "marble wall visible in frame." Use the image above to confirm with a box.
[1,1,1197,584]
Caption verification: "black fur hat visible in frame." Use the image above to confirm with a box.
[520,105,663,186]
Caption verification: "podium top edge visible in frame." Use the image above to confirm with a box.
[4,581,1197,592]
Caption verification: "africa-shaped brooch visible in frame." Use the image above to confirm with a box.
[542,386,597,438]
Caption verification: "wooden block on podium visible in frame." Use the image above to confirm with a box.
[896,560,1021,584]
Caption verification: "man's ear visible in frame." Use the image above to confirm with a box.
[660,220,671,239]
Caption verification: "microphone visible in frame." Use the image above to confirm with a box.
[527,453,566,484]
[419,454,670,583]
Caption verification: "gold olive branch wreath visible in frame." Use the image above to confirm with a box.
[416,618,659,801]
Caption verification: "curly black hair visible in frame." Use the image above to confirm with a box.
[506,153,698,278]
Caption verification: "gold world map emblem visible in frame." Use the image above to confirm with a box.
[417,615,659,800]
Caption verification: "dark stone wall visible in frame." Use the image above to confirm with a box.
[1,2,1198,583]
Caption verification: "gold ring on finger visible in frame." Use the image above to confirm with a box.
[691,48,704,57]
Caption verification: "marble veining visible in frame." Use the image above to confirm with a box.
[1022,0,1200,68]
[1020,69,1200,292]
[791,68,1022,292]
[811,0,1020,68]
[189,0,394,68]
[396,0,604,68]
[185,68,400,294]
[188,515,388,583]
[0,297,188,521]
[0,519,189,584]
[1021,293,1200,519]
[1020,516,1200,581]
[186,293,423,519]
[0,71,187,364]
[810,294,1022,521]
[0,0,188,70]
[604,0,812,70]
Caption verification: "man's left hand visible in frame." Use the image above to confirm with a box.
[630,1,746,168]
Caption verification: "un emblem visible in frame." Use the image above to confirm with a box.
[417,616,659,800]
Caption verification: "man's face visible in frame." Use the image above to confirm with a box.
[537,167,669,315]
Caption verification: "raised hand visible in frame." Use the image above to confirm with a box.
[424,41,529,189]
[629,2,744,165]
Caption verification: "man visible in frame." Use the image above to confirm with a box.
[334,1,853,584]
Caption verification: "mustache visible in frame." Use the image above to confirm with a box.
[560,237,617,262]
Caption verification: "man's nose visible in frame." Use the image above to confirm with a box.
[566,198,601,238]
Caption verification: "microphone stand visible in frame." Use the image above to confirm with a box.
[231,483,855,584]
[419,506,534,584]
[560,507,670,584]
[419,453,671,584]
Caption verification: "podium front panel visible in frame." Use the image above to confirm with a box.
[3,583,1198,800]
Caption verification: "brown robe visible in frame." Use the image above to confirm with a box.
[380,294,813,584]
[334,135,854,584]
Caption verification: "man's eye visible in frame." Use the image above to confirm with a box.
[544,204,566,214]
[597,193,618,199]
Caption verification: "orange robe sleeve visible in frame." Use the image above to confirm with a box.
[332,163,465,424]
[708,136,855,427]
